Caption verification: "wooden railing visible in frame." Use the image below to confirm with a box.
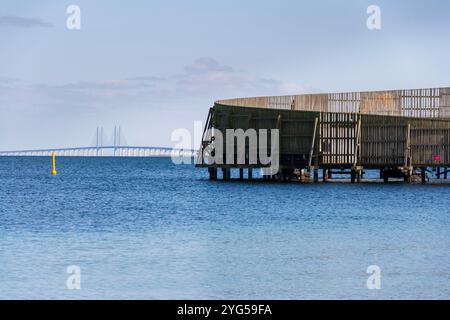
[216,87,450,118]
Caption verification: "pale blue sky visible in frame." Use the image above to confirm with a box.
[1,0,450,149]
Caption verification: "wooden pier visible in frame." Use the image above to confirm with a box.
[196,87,450,183]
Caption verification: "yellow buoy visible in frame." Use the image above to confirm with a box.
[52,151,57,175]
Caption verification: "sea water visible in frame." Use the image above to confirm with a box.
[0,157,449,299]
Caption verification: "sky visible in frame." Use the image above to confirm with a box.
[1,0,450,150]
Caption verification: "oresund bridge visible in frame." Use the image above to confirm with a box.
[0,126,196,157]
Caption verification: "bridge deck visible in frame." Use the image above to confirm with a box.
[0,146,196,157]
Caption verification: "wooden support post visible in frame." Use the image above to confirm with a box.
[421,167,426,184]
[323,168,328,182]
[437,167,441,179]
[445,167,448,179]
[277,173,283,182]
[208,168,217,181]
[248,168,253,181]
[239,168,244,180]
[312,117,320,184]
[353,118,362,184]
[308,117,319,174]
[405,123,411,169]
[222,168,230,181]
[380,167,390,183]
[351,170,356,184]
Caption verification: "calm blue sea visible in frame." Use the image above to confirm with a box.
[0,157,449,299]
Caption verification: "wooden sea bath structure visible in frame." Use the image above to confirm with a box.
[196,87,450,184]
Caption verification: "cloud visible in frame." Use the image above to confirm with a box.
[175,58,273,91]
[0,76,21,84]
[182,57,234,75]
[0,58,313,116]
[125,76,167,82]
[0,59,316,149]
[57,79,156,90]
[41,76,167,93]
[173,58,311,97]
[0,16,52,28]
[0,76,174,115]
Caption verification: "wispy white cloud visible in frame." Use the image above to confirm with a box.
[173,58,309,96]
[0,15,53,28]
[125,76,167,82]
[0,58,316,149]
[56,79,158,91]
[181,57,234,76]
[0,76,21,84]
[0,58,312,115]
